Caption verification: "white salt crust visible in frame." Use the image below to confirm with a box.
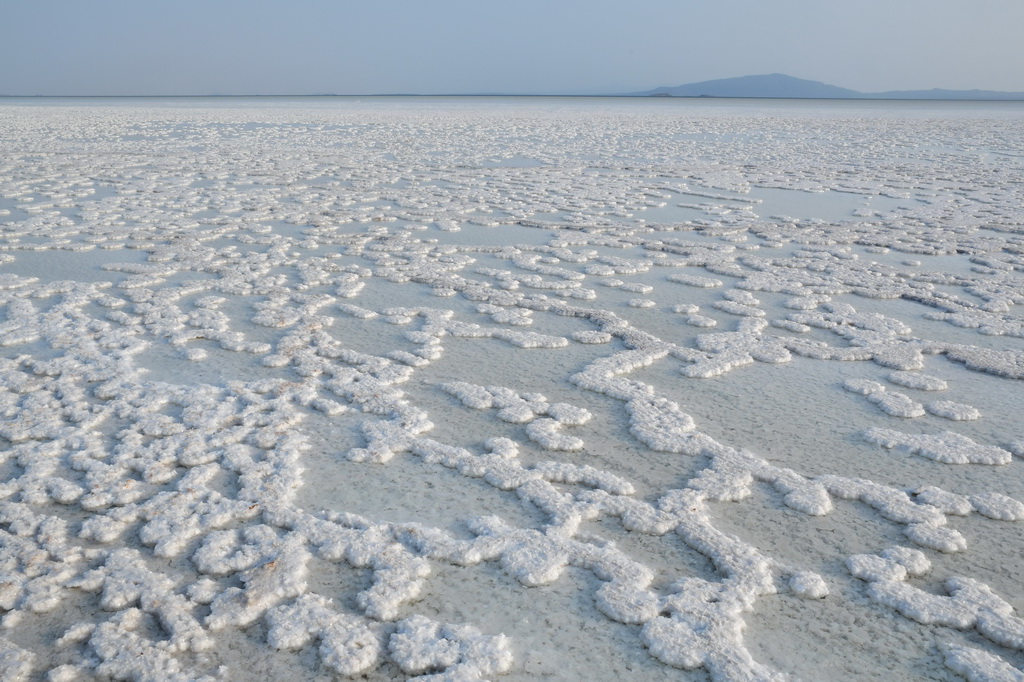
[942,642,1024,682]
[788,571,829,600]
[843,379,926,418]
[668,273,723,288]
[570,330,612,344]
[685,314,718,328]
[850,548,1024,661]
[0,101,1022,682]
[864,428,1013,465]
[926,400,982,421]
[887,371,949,391]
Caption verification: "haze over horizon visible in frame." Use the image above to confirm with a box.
[2,0,1023,97]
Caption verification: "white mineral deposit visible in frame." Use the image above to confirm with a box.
[0,96,1022,682]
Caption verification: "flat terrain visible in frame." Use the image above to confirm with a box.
[1,97,1023,680]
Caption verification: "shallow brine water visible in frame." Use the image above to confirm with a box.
[0,96,1023,681]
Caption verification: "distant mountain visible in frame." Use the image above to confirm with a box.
[634,73,1024,101]
[639,74,860,99]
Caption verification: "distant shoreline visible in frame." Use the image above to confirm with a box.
[3,93,1024,103]
[4,72,1024,101]
[632,73,1024,102]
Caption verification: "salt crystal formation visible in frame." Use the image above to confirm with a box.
[843,379,926,418]
[0,99,1022,681]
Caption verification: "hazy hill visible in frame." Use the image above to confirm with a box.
[640,74,860,99]
[635,73,1024,100]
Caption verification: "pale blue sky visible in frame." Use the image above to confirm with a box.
[2,0,1022,96]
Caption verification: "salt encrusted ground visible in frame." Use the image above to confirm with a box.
[1,97,1023,681]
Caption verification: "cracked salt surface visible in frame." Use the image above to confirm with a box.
[1,96,1024,681]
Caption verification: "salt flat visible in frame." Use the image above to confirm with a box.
[0,96,1023,681]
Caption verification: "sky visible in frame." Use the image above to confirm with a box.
[1,0,1023,96]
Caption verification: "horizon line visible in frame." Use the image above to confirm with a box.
[4,93,1024,102]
